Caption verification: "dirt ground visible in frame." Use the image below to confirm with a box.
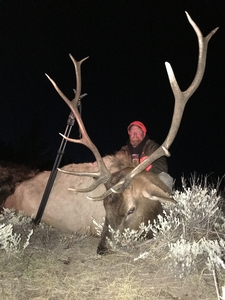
[0,211,222,300]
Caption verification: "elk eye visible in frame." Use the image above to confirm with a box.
[127,207,135,215]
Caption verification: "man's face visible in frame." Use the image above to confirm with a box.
[129,125,145,147]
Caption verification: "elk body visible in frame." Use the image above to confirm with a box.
[3,12,218,254]
[4,155,124,234]
[4,163,105,234]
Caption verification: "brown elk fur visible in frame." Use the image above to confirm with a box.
[3,153,135,235]
[0,162,39,205]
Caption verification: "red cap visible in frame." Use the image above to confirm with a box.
[127,121,147,135]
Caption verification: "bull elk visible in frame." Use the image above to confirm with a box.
[45,12,218,254]
[4,12,218,254]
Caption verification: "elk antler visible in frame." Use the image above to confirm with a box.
[88,11,218,200]
[46,55,111,192]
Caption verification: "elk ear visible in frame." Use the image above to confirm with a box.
[142,186,176,203]
[141,183,176,204]
[131,173,176,204]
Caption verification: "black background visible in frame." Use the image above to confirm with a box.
[1,0,224,188]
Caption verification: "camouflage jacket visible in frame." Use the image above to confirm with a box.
[120,139,168,174]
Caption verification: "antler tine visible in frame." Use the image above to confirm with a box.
[89,11,218,200]
[46,55,112,192]
[58,167,106,192]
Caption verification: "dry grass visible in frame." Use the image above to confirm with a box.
[0,218,222,300]
[1,173,225,299]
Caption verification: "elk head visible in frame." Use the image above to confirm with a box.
[46,12,218,254]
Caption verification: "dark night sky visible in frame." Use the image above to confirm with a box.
[1,1,225,186]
